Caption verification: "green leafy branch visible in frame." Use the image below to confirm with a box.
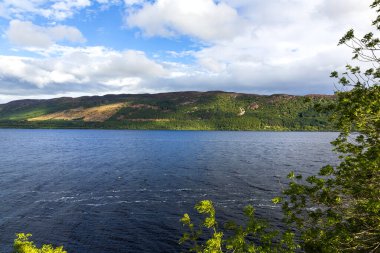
[179,200,299,253]
[13,233,66,253]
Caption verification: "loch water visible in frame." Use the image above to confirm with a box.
[0,129,339,252]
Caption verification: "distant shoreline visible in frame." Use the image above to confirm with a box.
[0,126,338,132]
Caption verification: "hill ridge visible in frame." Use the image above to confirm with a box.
[0,91,335,131]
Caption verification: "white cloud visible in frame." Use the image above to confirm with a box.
[0,0,134,21]
[316,0,373,23]
[124,0,144,6]
[6,20,86,48]
[0,46,168,96]
[132,0,375,94]
[0,0,93,21]
[126,0,247,41]
[47,0,91,20]
[96,0,122,5]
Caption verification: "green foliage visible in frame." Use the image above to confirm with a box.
[179,200,299,253]
[13,233,66,253]
[280,1,380,252]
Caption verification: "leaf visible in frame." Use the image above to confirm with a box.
[272,197,282,204]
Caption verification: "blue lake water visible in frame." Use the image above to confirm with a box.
[0,129,339,252]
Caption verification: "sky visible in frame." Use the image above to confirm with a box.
[0,0,376,103]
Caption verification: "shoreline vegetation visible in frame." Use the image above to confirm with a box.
[0,91,336,131]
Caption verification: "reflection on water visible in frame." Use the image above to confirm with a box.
[0,130,338,252]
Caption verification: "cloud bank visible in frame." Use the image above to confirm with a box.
[0,0,376,103]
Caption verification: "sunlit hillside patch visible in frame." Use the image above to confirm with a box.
[28,103,126,122]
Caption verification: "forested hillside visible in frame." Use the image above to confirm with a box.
[0,91,335,130]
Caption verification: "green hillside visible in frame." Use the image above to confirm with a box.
[0,91,335,131]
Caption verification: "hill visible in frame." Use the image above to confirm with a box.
[0,91,335,131]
